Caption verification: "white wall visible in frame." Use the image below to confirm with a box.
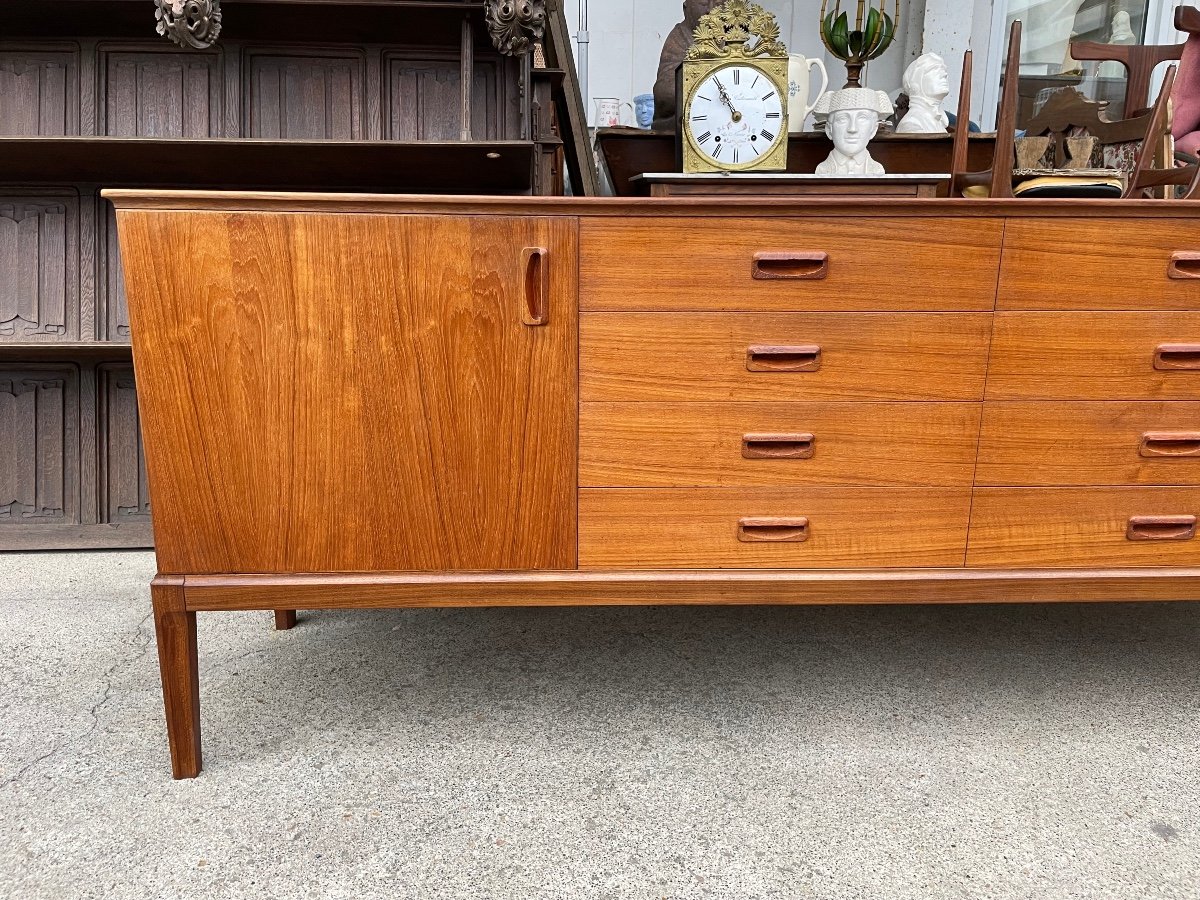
[565,0,924,127]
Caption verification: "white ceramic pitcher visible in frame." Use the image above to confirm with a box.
[787,54,830,132]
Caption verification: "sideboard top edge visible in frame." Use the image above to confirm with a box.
[100,189,1200,218]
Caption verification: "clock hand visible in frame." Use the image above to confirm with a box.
[714,78,743,123]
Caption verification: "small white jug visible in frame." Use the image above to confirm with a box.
[788,54,830,132]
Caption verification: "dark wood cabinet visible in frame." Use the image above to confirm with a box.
[0,0,593,550]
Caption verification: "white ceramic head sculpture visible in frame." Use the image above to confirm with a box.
[896,53,951,134]
[812,87,893,176]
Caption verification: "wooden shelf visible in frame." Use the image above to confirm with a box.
[0,342,132,361]
[0,138,536,194]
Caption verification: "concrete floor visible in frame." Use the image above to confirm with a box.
[2,553,1200,899]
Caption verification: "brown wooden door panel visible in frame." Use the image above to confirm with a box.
[988,312,1200,400]
[968,487,1200,568]
[580,217,1002,312]
[999,219,1200,310]
[116,210,577,574]
[582,312,992,402]
[978,401,1200,486]
[580,401,981,487]
[579,487,972,569]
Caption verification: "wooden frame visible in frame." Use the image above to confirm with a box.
[106,190,1200,778]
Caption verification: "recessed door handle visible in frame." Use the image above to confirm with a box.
[521,246,548,326]
[737,517,810,543]
[1140,432,1200,458]
[746,344,822,372]
[1168,252,1200,279]
[741,433,816,459]
[1154,344,1200,370]
[752,252,829,280]
[1127,515,1197,541]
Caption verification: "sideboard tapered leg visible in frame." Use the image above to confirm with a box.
[151,576,202,779]
[274,610,298,630]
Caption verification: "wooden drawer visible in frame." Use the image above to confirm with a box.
[977,402,1200,486]
[582,312,992,402]
[968,487,1200,568]
[999,218,1200,310]
[988,312,1200,400]
[580,218,1001,312]
[579,488,972,569]
[580,402,981,487]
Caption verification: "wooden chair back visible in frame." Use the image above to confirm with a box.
[950,20,1020,198]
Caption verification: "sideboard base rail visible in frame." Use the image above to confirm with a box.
[174,569,1200,610]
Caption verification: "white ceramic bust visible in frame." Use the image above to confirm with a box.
[812,87,894,176]
[896,53,950,134]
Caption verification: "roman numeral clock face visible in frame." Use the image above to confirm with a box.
[685,65,785,170]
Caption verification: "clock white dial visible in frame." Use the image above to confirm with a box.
[685,64,785,167]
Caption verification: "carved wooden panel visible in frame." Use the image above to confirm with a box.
[100,47,223,137]
[99,364,150,523]
[0,365,80,525]
[103,204,130,341]
[0,47,79,136]
[384,56,499,140]
[0,195,78,342]
[246,50,365,139]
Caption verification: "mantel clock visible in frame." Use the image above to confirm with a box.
[678,1,790,174]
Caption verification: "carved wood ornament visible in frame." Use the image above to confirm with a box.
[155,0,222,50]
[485,0,546,56]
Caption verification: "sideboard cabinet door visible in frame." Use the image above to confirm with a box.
[115,211,578,574]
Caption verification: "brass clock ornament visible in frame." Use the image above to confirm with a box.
[678,1,790,174]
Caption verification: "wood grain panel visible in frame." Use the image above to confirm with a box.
[581,312,991,402]
[246,50,364,139]
[0,194,77,342]
[968,487,1200,568]
[580,488,972,569]
[102,203,129,341]
[0,365,79,526]
[182,567,1200,609]
[580,401,981,487]
[98,363,150,524]
[580,218,1002,312]
[100,48,222,138]
[0,47,78,136]
[988,312,1200,400]
[978,401,1200,486]
[115,210,577,574]
[999,218,1200,310]
[385,56,498,140]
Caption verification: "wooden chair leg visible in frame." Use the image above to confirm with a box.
[274,609,298,630]
[151,576,202,779]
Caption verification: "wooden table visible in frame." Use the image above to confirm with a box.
[634,173,947,198]
[107,190,1200,777]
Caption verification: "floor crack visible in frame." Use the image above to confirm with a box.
[4,611,155,788]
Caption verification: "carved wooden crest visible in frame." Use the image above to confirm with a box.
[686,0,787,61]
[485,0,546,56]
[155,0,222,50]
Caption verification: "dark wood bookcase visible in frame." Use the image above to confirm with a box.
[0,0,593,550]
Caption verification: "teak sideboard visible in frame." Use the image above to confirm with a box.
[107,190,1200,777]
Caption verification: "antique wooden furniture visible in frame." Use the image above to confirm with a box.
[109,189,1200,778]
[0,0,594,553]
[598,128,997,196]
[632,173,945,198]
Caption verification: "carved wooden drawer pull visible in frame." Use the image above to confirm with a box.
[737,517,810,543]
[752,252,829,280]
[1154,344,1200,370]
[1140,432,1200,458]
[746,344,822,372]
[1126,515,1197,542]
[1168,252,1200,280]
[741,433,816,460]
[521,246,548,326]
